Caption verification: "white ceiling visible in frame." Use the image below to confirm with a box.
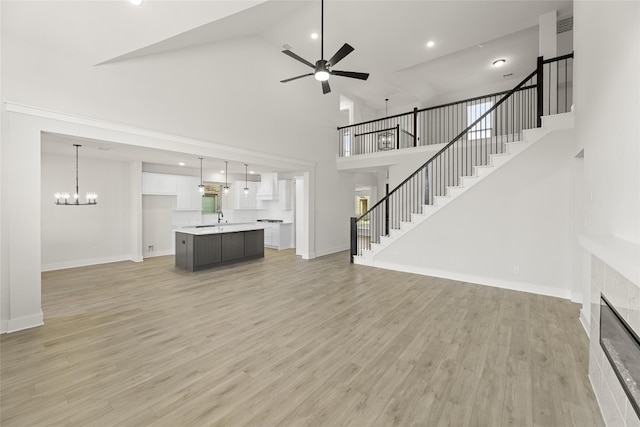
[19,0,572,168]
[99,0,571,110]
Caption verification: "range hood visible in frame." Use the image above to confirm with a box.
[256,172,279,200]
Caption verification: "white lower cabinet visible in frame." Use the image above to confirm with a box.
[263,223,293,250]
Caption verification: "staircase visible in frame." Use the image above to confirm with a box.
[354,113,574,266]
[349,54,574,266]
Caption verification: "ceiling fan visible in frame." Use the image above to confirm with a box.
[280,0,369,94]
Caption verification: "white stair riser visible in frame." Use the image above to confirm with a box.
[447,187,465,198]
[506,142,527,155]
[490,154,510,167]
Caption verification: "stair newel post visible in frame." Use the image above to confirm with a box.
[350,217,357,263]
[413,107,418,147]
[384,183,390,237]
[536,56,544,128]
[396,124,400,150]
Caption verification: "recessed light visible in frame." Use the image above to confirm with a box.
[249,171,255,174]
[493,59,506,67]
[220,170,225,174]
[179,162,185,166]
[129,0,143,5]
[311,33,318,40]
[426,40,435,48]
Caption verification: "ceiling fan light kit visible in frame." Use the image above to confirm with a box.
[280,0,369,94]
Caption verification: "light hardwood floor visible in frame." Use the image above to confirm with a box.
[1,250,604,426]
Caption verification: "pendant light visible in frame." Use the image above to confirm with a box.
[54,144,97,205]
[198,157,205,194]
[223,161,229,195]
[243,164,249,196]
[378,98,394,151]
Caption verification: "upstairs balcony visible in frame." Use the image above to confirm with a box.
[337,54,573,164]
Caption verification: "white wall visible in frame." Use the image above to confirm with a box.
[142,195,175,257]
[574,1,640,425]
[41,152,133,270]
[374,129,575,299]
[557,28,573,56]
[574,1,640,246]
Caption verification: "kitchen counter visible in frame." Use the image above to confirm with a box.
[175,226,264,271]
[177,223,267,236]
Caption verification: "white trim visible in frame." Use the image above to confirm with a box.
[41,254,133,272]
[356,260,572,300]
[0,320,8,334]
[143,250,174,258]
[580,308,590,337]
[4,102,315,171]
[7,312,44,333]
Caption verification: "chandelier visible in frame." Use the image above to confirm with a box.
[54,144,97,205]
[378,98,394,151]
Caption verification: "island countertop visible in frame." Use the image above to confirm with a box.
[176,223,267,236]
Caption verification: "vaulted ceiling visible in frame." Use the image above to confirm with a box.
[5,0,572,113]
[6,0,572,170]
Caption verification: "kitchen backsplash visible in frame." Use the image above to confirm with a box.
[174,202,293,227]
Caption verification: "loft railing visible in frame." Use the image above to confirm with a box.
[350,53,573,262]
[338,54,573,158]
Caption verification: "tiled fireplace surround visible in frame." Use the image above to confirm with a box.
[590,255,640,427]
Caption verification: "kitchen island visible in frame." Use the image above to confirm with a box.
[175,224,265,271]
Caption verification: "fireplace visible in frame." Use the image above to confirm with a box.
[600,294,640,419]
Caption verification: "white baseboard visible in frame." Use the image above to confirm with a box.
[580,308,590,337]
[143,249,174,258]
[130,255,144,263]
[0,319,8,334]
[41,254,132,272]
[361,260,572,300]
[315,245,349,258]
[6,311,44,333]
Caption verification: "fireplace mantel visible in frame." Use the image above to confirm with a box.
[580,234,639,286]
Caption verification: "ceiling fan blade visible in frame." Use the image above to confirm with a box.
[327,43,354,67]
[330,70,370,81]
[322,80,331,94]
[281,73,314,83]
[282,50,315,69]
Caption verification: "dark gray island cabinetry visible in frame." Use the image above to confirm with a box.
[175,226,264,271]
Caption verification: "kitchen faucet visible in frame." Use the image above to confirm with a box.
[217,210,224,223]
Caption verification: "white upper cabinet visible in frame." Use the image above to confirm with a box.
[278,180,292,211]
[142,173,177,195]
[176,176,203,210]
[234,181,258,209]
